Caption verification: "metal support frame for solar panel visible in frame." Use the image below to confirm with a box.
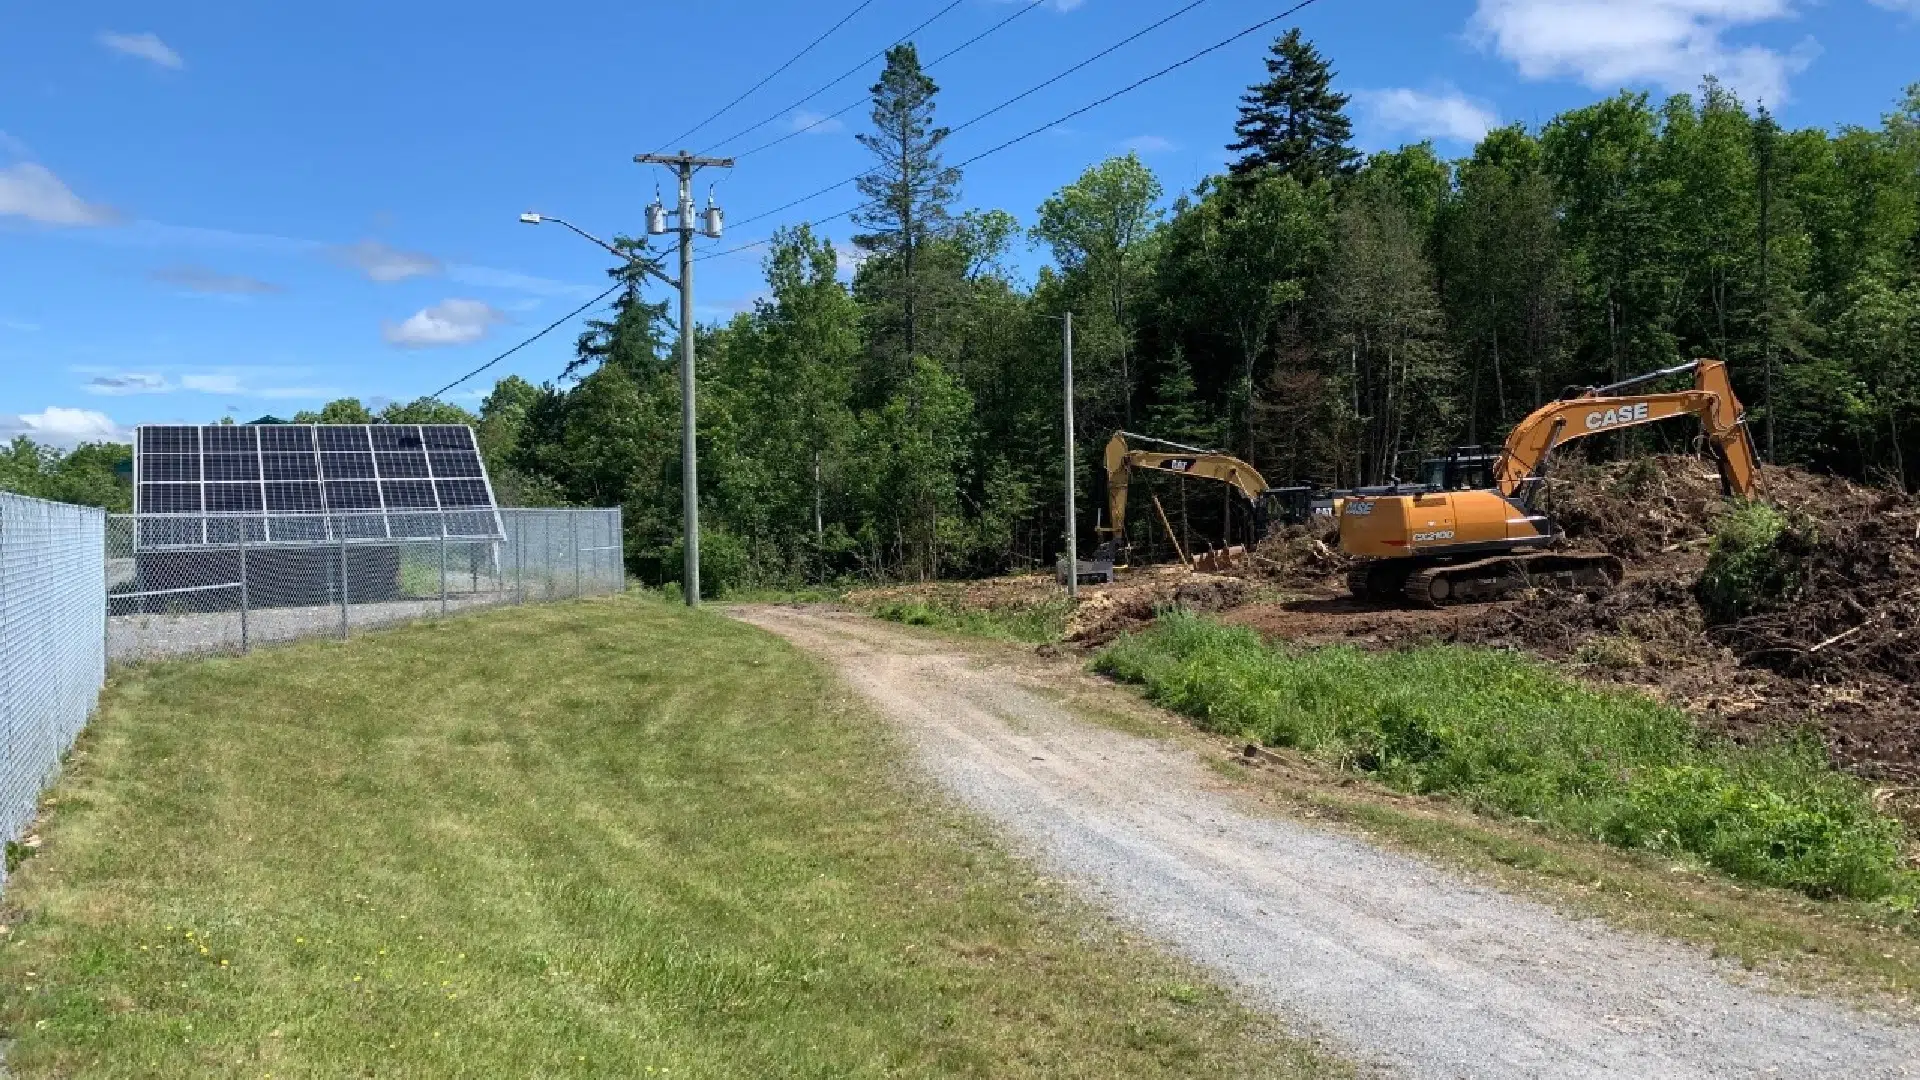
[132,424,505,551]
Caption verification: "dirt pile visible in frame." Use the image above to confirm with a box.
[1248,522,1351,588]
[1547,456,1728,559]
[1708,491,1920,686]
[1063,569,1249,645]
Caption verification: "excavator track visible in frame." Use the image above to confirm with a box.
[1401,551,1625,608]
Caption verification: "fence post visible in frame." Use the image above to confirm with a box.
[338,530,350,640]
[238,531,250,653]
[439,534,449,617]
[515,515,526,604]
[572,513,582,598]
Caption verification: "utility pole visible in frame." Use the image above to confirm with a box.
[1756,105,1776,464]
[1062,311,1078,600]
[635,150,733,606]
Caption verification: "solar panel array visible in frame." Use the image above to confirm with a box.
[133,424,504,548]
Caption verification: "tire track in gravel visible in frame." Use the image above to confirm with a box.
[731,605,1920,1080]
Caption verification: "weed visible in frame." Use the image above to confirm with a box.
[872,594,1073,644]
[1094,614,1917,904]
[1697,501,1816,622]
[1574,633,1646,670]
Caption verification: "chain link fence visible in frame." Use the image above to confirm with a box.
[2,493,106,882]
[107,508,623,662]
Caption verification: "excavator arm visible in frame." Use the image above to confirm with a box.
[1103,433,1271,543]
[1494,358,1760,498]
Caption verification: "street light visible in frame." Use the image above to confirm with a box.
[518,207,702,606]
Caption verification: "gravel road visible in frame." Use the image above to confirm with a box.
[732,605,1920,1080]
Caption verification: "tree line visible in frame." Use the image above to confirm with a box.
[12,32,1920,594]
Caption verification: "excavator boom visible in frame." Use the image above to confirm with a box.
[1103,433,1272,548]
[1494,358,1760,498]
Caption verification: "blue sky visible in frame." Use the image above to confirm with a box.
[4,0,1917,446]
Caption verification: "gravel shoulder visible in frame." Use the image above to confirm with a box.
[731,604,1920,1080]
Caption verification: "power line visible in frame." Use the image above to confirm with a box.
[704,0,1328,262]
[700,0,971,155]
[725,0,1226,232]
[651,0,882,154]
[427,281,625,400]
[944,0,1216,142]
[737,0,1052,161]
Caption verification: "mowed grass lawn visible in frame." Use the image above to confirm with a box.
[0,595,1337,1079]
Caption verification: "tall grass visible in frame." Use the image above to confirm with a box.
[1094,614,1916,905]
[872,595,1073,644]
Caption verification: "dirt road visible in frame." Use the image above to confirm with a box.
[732,605,1920,1080]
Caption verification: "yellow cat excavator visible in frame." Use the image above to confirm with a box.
[1101,433,1327,561]
[1341,358,1761,606]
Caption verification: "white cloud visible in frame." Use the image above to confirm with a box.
[1868,0,1920,13]
[0,407,129,447]
[835,246,869,278]
[150,264,282,295]
[99,31,184,70]
[331,239,443,282]
[382,299,506,348]
[790,110,847,135]
[85,373,171,396]
[1469,0,1813,104]
[80,369,339,400]
[180,374,245,395]
[1121,135,1178,154]
[446,263,593,298]
[0,131,31,160]
[1355,88,1500,143]
[1,317,38,332]
[0,163,120,226]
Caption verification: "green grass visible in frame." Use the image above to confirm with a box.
[1094,613,1918,906]
[0,595,1336,1079]
[871,595,1073,644]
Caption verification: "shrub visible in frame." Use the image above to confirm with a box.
[1696,501,1814,622]
[663,526,754,599]
[1094,613,1916,903]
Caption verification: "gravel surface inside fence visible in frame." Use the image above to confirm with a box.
[108,593,511,661]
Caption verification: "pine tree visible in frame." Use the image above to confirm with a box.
[853,44,960,362]
[1226,29,1359,184]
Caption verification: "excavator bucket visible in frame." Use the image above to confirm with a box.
[1192,546,1247,574]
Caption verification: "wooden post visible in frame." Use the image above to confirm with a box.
[1153,494,1191,569]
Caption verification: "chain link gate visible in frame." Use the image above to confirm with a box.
[1,493,106,885]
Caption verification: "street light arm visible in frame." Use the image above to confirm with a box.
[523,212,681,289]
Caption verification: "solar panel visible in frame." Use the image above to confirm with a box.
[132,424,505,549]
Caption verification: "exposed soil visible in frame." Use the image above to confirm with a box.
[1226,456,1920,793]
[854,454,1920,794]
[735,606,1920,1079]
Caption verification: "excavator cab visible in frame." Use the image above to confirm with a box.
[1418,448,1500,493]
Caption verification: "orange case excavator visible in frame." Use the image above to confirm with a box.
[1340,358,1761,606]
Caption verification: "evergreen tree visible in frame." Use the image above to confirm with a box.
[853,44,961,366]
[1226,29,1359,184]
